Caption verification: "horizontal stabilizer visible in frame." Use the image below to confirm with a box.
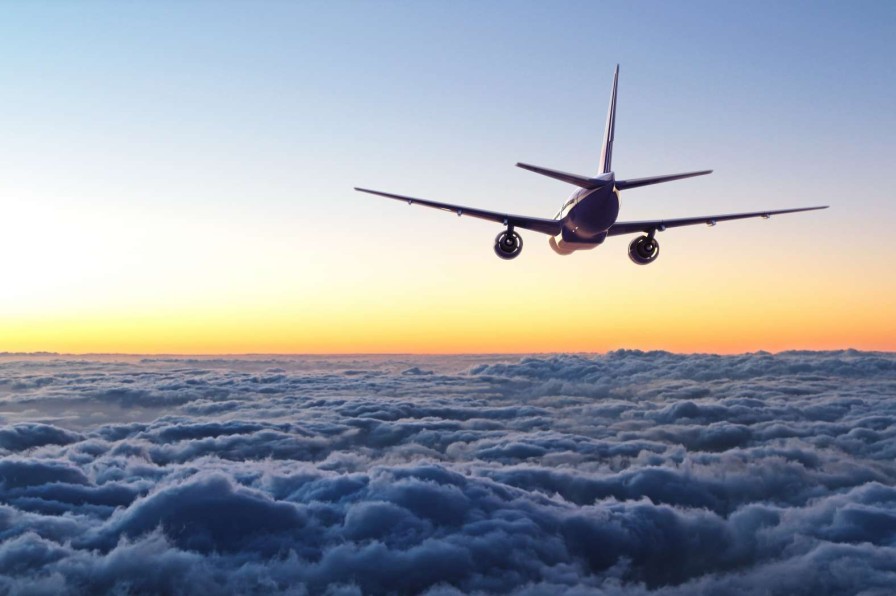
[516,163,611,189]
[615,170,713,190]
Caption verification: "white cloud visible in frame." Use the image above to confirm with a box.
[0,351,894,593]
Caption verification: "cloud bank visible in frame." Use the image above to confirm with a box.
[0,351,894,594]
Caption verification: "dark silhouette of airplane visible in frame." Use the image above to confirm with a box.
[355,66,827,263]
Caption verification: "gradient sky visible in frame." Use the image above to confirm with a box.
[1,0,894,354]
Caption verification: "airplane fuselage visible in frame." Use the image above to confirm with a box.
[549,178,620,255]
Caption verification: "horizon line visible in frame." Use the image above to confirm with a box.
[0,347,883,359]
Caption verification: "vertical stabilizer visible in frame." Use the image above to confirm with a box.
[599,65,619,174]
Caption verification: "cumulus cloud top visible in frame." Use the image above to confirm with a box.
[0,351,894,594]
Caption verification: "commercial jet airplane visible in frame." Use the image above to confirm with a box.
[355,66,827,263]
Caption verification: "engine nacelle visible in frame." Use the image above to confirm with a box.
[628,235,660,265]
[494,230,523,259]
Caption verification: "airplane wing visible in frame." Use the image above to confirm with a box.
[606,206,828,236]
[354,187,563,236]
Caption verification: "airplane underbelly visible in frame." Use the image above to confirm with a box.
[571,189,619,235]
[551,187,619,254]
[548,236,600,255]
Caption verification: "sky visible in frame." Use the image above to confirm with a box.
[1,0,894,354]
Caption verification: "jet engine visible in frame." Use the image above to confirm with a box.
[494,229,523,259]
[628,235,659,265]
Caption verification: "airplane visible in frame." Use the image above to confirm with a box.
[355,65,827,263]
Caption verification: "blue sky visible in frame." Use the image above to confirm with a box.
[5,0,892,213]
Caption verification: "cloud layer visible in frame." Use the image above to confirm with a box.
[1,351,895,594]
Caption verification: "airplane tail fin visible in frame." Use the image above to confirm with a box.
[615,170,713,190]
[520,66,711,193]
[599,64,619,174]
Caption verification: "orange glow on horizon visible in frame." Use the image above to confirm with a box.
[3,277,893,355]
[2,178,890,357]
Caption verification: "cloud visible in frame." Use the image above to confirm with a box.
[0,423,82,452]
[0,351,894,594]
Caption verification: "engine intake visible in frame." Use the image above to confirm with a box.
[494,230,523,259]
[628,235,659,265]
